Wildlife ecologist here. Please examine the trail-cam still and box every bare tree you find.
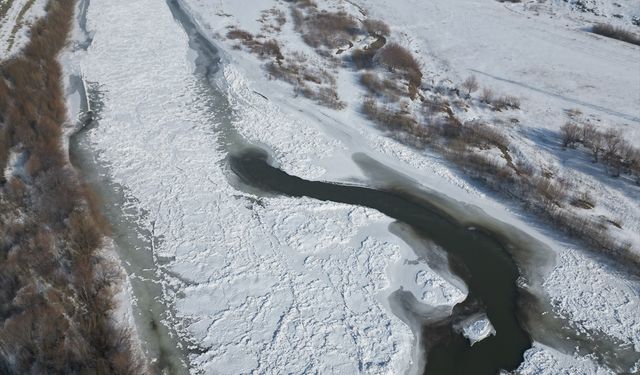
[582,123,596,144]
[588,131,605,163]
[461,76,479,97]
[560,122,581,148]
[603,129,623,176]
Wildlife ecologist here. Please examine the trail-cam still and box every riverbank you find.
[0,0,141,372]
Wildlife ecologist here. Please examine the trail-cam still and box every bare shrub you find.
[361,97,417,132]
[302,11,358,49]
[291,7,304,30]
[560,122,581,148]
[226,29,253,41]
[480,88,494,104]
[376,43,422,98]
[351,48,376,69]
[291,0,317,8]
[603,129,623,176]
[461,121,509,148]
[570,191,596,209]
[587,130,605,163]
[363,19,390,37]
[534,176,566,206]
[257,39,284,60]
[377,43,420,73]
[492,95,520,110]
[461,76,479,97]
[592,23,640,46]
[359,72,401,101]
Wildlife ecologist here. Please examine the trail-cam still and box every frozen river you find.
[64,0,640,373]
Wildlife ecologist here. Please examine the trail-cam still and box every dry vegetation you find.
[6,0,37,52]
[592,23,640,46]
[561,122,640,181]
[277,1,637,263]
[0,0,142,373]
[363,73,637,264]
[0,0,16,22]
[377,43,422,98]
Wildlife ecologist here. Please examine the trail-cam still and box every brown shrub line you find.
[365,95,639,266]
[0,0,16,22]
[592,23,640,46]
[0,0,143,373]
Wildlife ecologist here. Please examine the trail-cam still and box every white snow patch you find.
[544,248,640,352]
[517,343,616,375]
[458,313,496,346]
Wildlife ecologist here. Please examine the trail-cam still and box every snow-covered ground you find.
[61,0,640,373]
[0,0,47,56]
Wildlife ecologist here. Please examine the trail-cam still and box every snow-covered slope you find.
[0,0,47,56]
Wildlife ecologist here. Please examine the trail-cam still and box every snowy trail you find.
[471,69,640,124]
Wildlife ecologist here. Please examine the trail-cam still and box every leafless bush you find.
[291,7,304,29]
[533,176,566,207]
[376,43,422,98]
[290,0,317,8]
[363,19,390,36]
[491,95,520,110]
[257,39,284,60]
[461,121,509,148]
[480,88,494,104]
[592,23,640,46]
[461,75,479,97]
[377,43,420,73]
[560,122,581,148]
[226,29,253,41]
[587,129,605,162]
[570,191,596,209]
[351,48,376,69]
[361,97,417,132]
[359,72,401,101]
[301,11,358,49]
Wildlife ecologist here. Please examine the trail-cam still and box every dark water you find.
[229,147,531,375]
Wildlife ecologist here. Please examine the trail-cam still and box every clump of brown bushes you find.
[377,43,422,98]
[592,23,640,46]
[298,10,359,49]
[367,89,638,264]
[0,0,142,373]
[266,53,344,109]
[226,28,284,61]
[363,19,390,37]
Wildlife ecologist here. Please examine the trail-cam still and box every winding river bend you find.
[229,148,531,374]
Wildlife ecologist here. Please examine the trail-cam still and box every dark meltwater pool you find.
[229,147,531,375]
